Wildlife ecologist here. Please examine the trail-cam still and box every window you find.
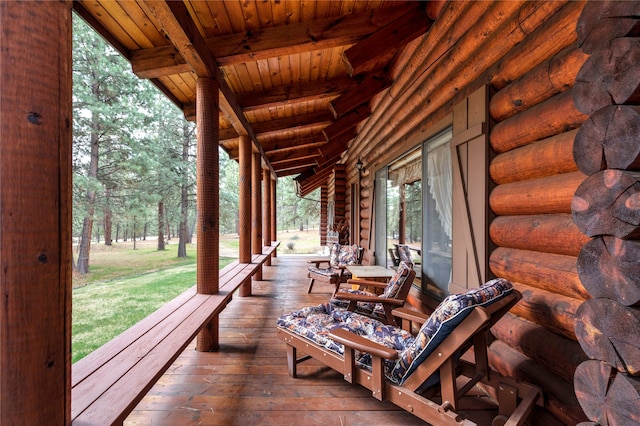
[422,129,453,299]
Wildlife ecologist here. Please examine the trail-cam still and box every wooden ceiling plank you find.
[322,104,371,141]
[268,147,322,163]
[252,111,333,137]
[329,72,392,118]
[344,3,431,76]
[141,0,274,176]
[237,76,355,110]
[129,5,417,79]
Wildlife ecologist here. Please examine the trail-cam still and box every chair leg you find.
[307,277,315,293]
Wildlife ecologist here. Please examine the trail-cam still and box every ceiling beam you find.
[329,72,392,118]
[237,77,356,112]
[252,111,333,138]
[131,4,418,79]
[141,0,275,177]
[322,104,371,142]
[344,3,432,76]
[267,147,322,164]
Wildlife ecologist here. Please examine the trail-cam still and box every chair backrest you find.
[388,278,515,385]
[395,244,413,266]
[380,261,414,299]
[330,244,363,268]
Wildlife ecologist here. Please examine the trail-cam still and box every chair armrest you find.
[307,258,330,267]
[333,292,404,307]
[391,307,430,325]
[345,279,388,288]
[329,328,398,360]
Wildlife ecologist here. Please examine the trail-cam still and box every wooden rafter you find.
[140,0,275,176]
[344,3,432,76]
[130,5,419,79]
[329,73,392,119]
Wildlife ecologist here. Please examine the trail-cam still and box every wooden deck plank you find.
[125,255,426,425]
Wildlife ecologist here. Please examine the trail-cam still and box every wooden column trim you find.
[238,135,252,264]
[195,77,220,351]
[252,153,263,282]
[263,169,272,266]
[270,178,278,257]
[0,2,73,423]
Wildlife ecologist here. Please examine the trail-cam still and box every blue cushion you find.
[388,278,513,384]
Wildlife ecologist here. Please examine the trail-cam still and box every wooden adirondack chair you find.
[330,261,416,325]
[276,278,541,426]
[306,243,364,294]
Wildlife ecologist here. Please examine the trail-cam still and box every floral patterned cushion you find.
[328,243,341,268]
[276,303,414,359]
[381,261,412,299]
[277,278,513,388]
[337,244,360,266]
[397,245,413,265]
[388,278,513,384]
[308,266,344,279]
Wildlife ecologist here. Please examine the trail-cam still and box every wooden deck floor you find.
[125,255,427,425]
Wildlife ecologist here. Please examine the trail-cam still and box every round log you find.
[574,360,640,425]
[487,0,583,91]
[571,169,640,239]
[490,214,589,257]
[574,38,640,115]
[489,340,590,425]
[511,282,582,341]
[490,90,589,154]
[575,298,640,376]
[491,312,588,384]
[576,0,640,54]
[573,105,640,175]
[490,171,586,216]
[490,247,588,300]
[363,2,568,161]
[490,44,589,122]
[490,129,578,185]
[577,236,640,306]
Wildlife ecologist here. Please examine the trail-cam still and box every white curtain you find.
[427,143,452,239]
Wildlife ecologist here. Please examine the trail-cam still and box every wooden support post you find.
[0,2,73,424]
[238,135,252,296]
[252,152,263,282]
[263,168,272,266]
[195,77,220,351]
[270,178,277,256]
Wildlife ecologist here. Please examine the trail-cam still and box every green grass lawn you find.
[72,240,234,362]
[72,231,321,363]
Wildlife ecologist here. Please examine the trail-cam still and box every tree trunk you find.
[574,360,640,425]
[103,191,112,246]
[575,298,640,376]
[571,169,640,239]
[178,123,190,258]
[157,201,165,250]
[573,105,640,175]
[76,125,100,274]
[577,236,640,306]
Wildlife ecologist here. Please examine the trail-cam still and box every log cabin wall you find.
[569,2,640,424]
[345,1,607,423]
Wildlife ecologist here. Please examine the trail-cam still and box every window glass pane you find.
[422,129,453,299]
[374,168,388,266]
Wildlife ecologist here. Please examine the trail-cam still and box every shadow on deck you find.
[125,255,427,425]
